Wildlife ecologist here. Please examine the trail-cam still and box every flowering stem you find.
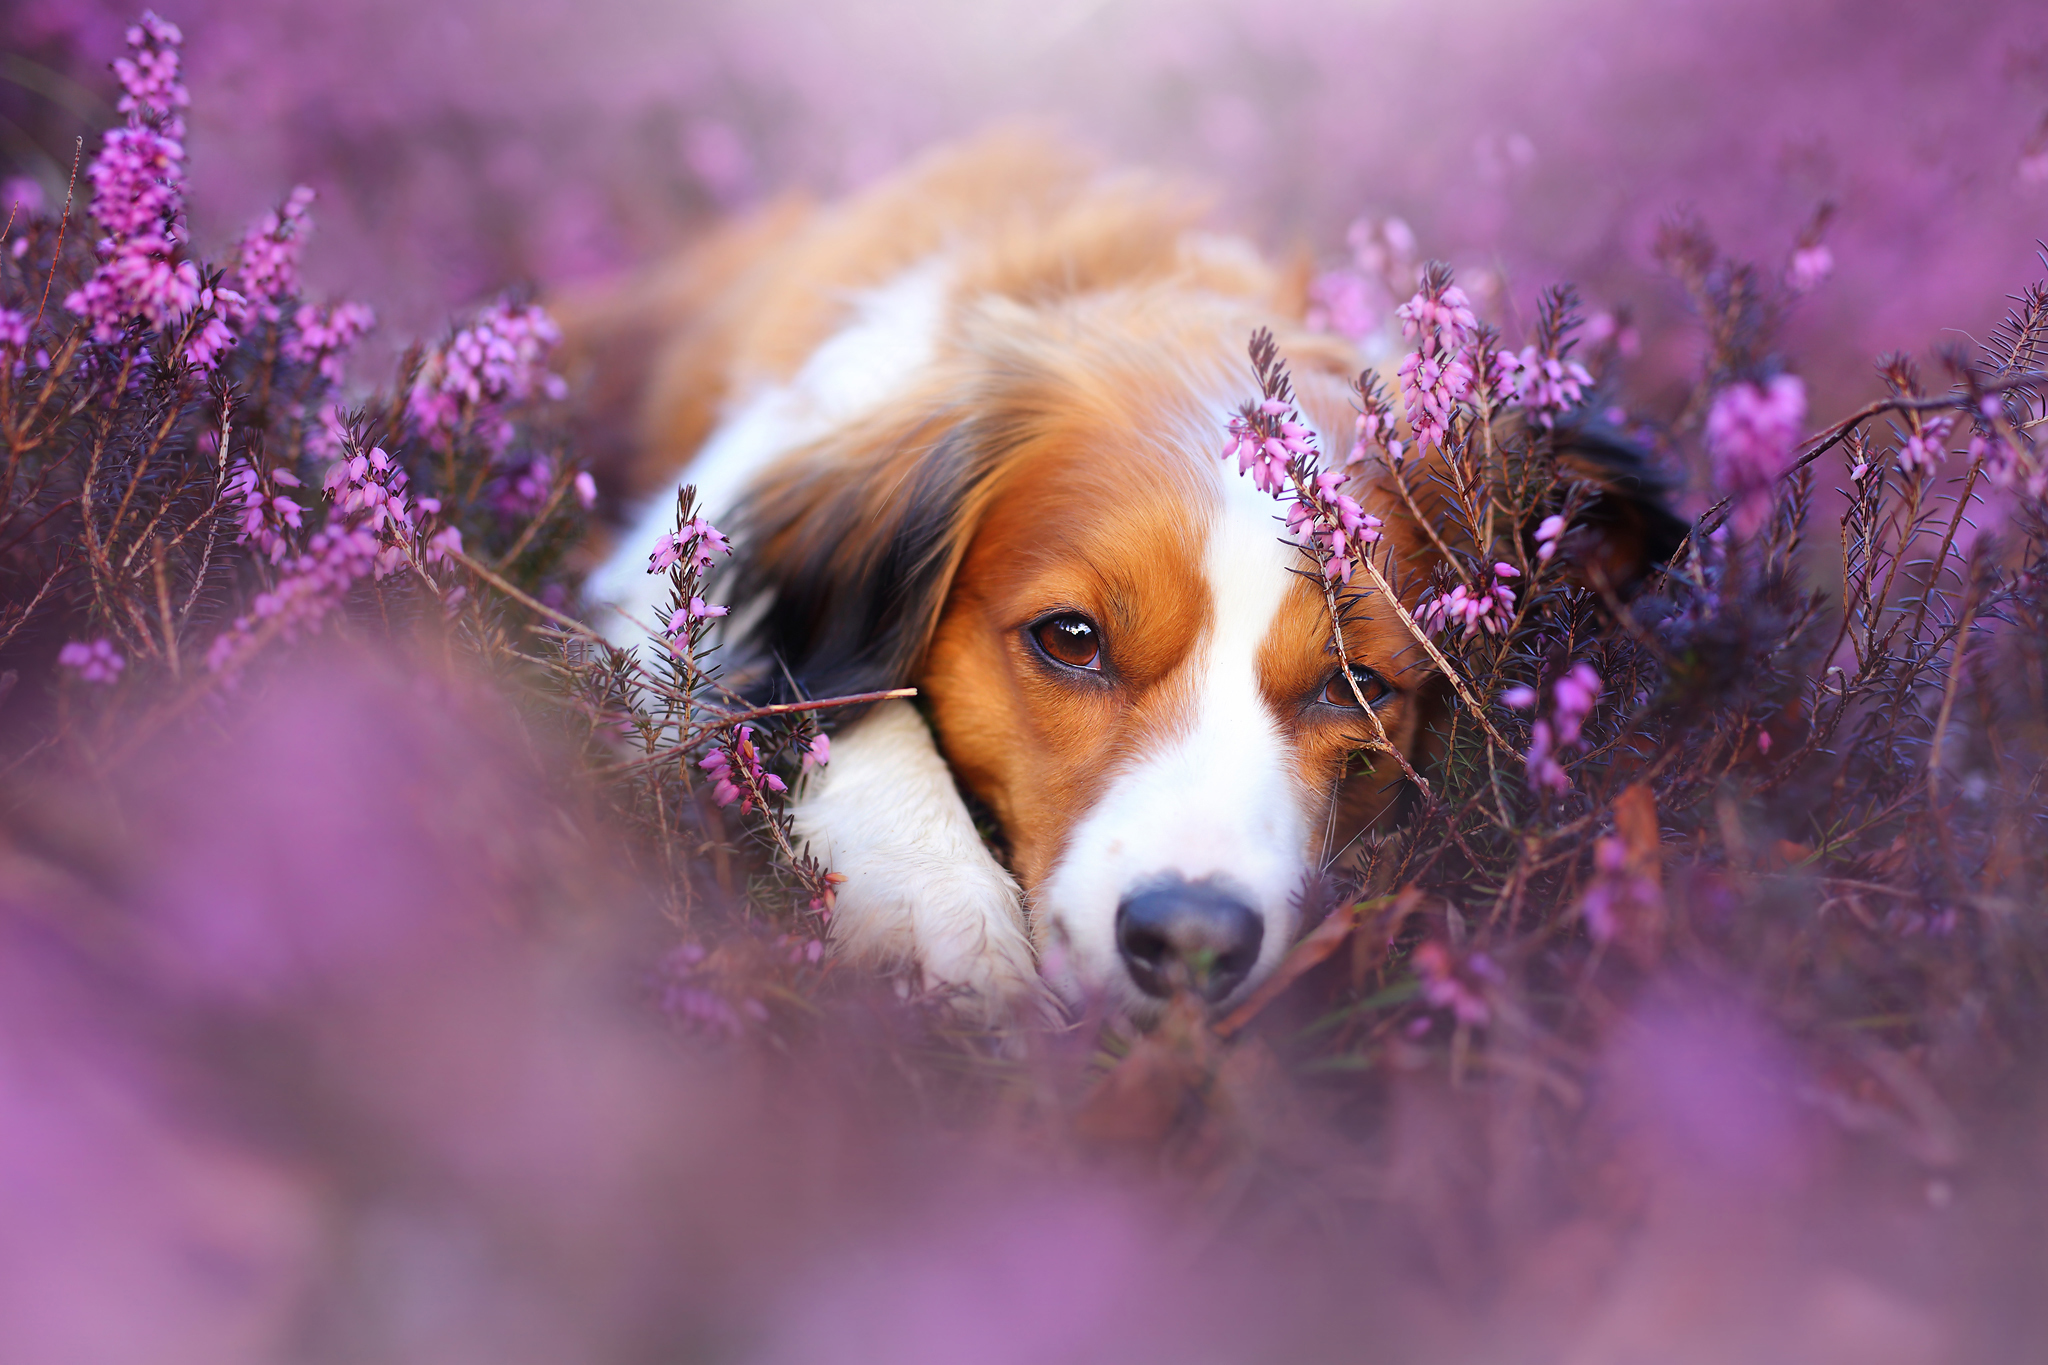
[444,544,610,645]
[1350,546,1519,761]
[1387,460,1471,589]
[1319,568,1432,803]
[1786,371,2047,475]
[598,689,915,779]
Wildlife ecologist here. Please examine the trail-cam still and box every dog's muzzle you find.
[1114,875,1263,1003]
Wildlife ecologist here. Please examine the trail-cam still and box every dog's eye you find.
[1031,613,1102,671]
[1323,664,1390,708]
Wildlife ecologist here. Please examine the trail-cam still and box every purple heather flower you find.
[699,725,787,815]
[57,638,126,684]
[1705,374,1806,536]
[1896,415,1953,478]
[408,301,568,450]
[233,186,316,320]
[1412,941,1491,1028]
[282,300,375,384]
[649,516,734,577]
[1786,244,1834,294]
[1496,344,1593,429]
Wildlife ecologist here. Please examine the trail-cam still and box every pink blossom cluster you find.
[658,943,768,1038]
[63,13,209,352]
[0,309,27,349]
[650,515,736,640]
[1534,513,1567,564]
[1895,414,1953,478]
[1220,373,1380,586]
[322,444,463,579]
[1285,467,1383,584]
[1504,661,1601,793]
[1495,345,1592,429]
[700,725,787,814]
[649,516,733,575]
[800,733,831,771]
[209,445,460,678]
[226,459,306,563]
[204,520,380,677]
[57,638,126,684]
[407,301,569,447]
[1579,835,1660,944]
[1705,374,1807,536]
[1348,382,1404,466]
[1786,243,1834,294]
[281,302,375,384]
[496,455,558,517]
[1223,399,1309,496]
[1411,941,1501,1028]
[1419,562,1520,638]
[1394,271,1478,453]
[1305,217,1417,342]
[233,186,316,319]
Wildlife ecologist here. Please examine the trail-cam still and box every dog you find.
[573,133,1678,1022]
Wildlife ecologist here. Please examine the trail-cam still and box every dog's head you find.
[728,289,1679,1016]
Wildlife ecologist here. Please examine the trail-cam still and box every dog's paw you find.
[792,700,1054,1023]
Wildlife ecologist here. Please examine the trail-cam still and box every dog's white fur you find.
[1031,461,1314,1016]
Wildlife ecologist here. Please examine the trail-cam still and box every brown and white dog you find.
[573,134,1676,1022]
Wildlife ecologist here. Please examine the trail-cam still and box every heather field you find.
[4,5,2048,1363]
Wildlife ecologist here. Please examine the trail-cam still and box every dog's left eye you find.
[1031,613,1102,671]
[1323,664,1390,708]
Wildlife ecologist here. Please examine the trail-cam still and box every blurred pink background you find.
[7,0,2048,417]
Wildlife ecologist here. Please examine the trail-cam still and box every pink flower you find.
[1579,835,1660,945]
[2,176,44,217]
[57,638,126,684]
[0,310,27,349]
[408,300,567,450]
[1896,415,1952,478]
[1495,344,1592,429]
[233,185,316,320]
[1512,661,1601,793]
[63,16,201,347]
[667,598,729,636]
[1306,268,1377,341]
[802,733,831,771]
[574,470,598,509]
[1551,662,1601,747]
[649,516,734,575]
[1418,562,1519,638]
[1705,374,1807,536]
[1412,942,1495,1027]
[1786,244,1834,294]
[282,300,375,384]
[699,725,788,815]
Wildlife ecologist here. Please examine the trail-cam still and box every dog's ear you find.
[723,392,1003,704]
[1542,422,1689,598]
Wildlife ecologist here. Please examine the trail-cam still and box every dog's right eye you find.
[1030,614,1102,671]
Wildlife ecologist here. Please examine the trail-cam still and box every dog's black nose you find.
[1115,877,1264,1002]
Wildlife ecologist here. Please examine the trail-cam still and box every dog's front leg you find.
[792,699,1050,1021]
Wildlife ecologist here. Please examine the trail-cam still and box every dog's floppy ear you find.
[723,391,1003,704]
[1542,422,1689,597]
